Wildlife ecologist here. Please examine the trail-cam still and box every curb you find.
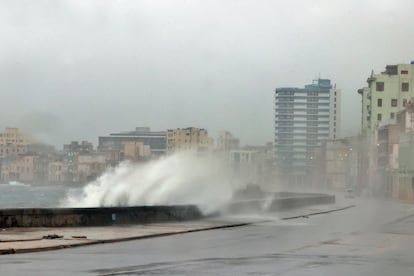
[281,205,356,220]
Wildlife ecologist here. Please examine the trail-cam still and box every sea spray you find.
[61,151,236,214]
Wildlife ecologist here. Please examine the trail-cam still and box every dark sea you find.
[0,182,80,209]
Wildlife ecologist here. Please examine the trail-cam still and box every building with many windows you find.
[98,127,166,157]
[166,127,213,154]
[0,127,31,158]
[359,63,414,130]
[274,79,341,183]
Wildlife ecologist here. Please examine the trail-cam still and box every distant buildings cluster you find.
[8,61,414,199]
[355,63,414,200]
[274,62,414,201]
[0,127,273,186]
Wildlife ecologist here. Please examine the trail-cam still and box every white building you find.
[274,79,341,183]
[216,131,240,151]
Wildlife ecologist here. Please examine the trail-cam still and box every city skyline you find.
[2,1,414,146]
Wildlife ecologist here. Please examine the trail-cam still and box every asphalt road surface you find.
[2,199,414,275]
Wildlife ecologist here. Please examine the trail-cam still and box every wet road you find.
[2,199,414,275]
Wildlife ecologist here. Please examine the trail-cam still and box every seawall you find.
[0,205,202,228]
[0,193,336,228]
[225,193,336,214]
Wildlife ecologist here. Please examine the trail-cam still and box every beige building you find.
[76,154,108,182]
[123,141,151,161]
[1,154,47,183]
[48,161,65,183]
[0,156,30,182]
[0,128,31,158]
[166,127,213,154]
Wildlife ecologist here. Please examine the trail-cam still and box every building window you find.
[390,112,395,119]
[377,113,382,121]
[377,98,382,107]
[402,82,409,92]
[376,82,384,91]
[391,99,398,107]
[307,103,318,108]
[401,70,409,75]
[403,99,408,107]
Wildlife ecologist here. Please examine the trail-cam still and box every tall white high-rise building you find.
[274,79,341,183]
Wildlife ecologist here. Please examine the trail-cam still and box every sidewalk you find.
[0,202,354,255]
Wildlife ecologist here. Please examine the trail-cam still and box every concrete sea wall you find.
[0,193,336,228]
[0,205,203,228]
[225,193,336,214]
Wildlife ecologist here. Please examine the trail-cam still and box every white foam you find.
[61,151,236,214]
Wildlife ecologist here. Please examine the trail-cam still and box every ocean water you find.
[0,183,76,209]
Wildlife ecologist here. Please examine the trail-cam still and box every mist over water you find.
[61,152,236,214]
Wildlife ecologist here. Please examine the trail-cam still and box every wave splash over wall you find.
[61,152,235,214]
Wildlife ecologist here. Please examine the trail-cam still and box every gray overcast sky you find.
[1,0,414,147]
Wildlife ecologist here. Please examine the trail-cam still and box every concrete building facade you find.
[166,127,212,154]
[396,98,414,200]
[361,63,414,130]
[98,127,166,157]
[358,87,370,130]
[216,131,240,151]
[274,79,341,183]
[123,141,151,161]
[376,124,401,197]
[0,128,31,158]
[48,161,65,183]
[76,154,108,183]
[1,154,48,183]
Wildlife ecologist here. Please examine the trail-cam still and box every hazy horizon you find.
[2,0,414,147]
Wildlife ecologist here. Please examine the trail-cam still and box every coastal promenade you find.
[0,198,352,255]
[2,198,414,275]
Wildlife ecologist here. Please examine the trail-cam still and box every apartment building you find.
[76,154,108,183]
[1,154,48,183]
[0,127,31,158]
[98,127,166,157]
[166,127,212,154]
[123,141,151,161]
[274,79,341,183]
[360,63,414,130]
